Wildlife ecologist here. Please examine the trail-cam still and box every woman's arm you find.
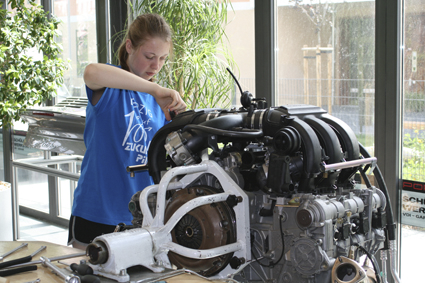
[83,63,186,120]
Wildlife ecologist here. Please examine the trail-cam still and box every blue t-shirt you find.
[71,76,167,225]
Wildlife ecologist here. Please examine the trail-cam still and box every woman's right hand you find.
[83,64,187,118]
[154,85,187,121]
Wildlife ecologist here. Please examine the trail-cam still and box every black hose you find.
[226,67,244,95]
[358,143,396,241]
[354,244,382,283]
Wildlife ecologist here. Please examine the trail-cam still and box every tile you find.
[18,215,68,246]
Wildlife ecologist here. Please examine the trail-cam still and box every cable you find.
[250,215,285,268]
[354,244,382,283]
[226,67,244,95]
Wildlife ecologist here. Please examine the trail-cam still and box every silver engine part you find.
[86,102,398,283]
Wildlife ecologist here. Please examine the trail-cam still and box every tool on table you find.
[70,260,93,276]
[40,256,81,283]
[4,252,86,269]
[0,265,37,277]
[0,246,46,270]
[0,243,28,261]
[22,279,40,283]
[58,260,100,283]
[0,246,46,277]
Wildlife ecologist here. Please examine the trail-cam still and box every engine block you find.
[241,188,386,282]
[86,98,397,283]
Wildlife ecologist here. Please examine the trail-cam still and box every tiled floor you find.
[18,214,69,246]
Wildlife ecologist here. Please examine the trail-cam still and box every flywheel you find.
[164,186,236,276]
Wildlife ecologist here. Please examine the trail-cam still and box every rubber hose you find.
[359,143,396,241]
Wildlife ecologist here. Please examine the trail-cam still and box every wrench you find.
[0,245,47,269]
[40,256,81,283]
[0,243,28,261]
[5,252,86,269]
[23,279,41,283]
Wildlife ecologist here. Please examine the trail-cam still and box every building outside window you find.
[400,0,425,281]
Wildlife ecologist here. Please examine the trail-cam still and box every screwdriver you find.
[41,257,100,283]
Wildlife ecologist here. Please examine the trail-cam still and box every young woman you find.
[68,14,186,249]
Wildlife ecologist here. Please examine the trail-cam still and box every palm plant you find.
[133,0,236,109]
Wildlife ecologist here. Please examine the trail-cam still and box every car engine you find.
[85,90,399,283]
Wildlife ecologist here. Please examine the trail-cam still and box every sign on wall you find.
[402,180,425,227]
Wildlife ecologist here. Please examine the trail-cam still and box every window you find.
[225,0,256,104]
[53,0,97,101]
[401,1,425,281]
[277,0,375,149]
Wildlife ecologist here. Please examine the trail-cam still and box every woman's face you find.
[126,36,170,81]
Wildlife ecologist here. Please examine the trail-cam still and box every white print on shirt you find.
[131,98,153,118]
[124,142,150,153]
[122,98,155,164]
[136,154,147,163]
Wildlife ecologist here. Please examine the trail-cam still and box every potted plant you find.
[132,0,237,109]
[0,0,68,129]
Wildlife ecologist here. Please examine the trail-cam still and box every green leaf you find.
[130,0,236,109]
[0,0,68,128]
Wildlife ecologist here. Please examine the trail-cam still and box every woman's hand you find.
[83,64,187,119]
[154,85,187,121]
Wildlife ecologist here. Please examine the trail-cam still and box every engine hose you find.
[358,143,396,242]
[183,124,263,138]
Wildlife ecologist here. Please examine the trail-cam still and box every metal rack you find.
[11,154,82,240]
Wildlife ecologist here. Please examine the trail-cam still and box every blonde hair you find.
[118,13,173,72]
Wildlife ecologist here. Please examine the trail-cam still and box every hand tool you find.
[70,262,93,276]
[0,243,28,261]
[0,246,46,269]
[3,252,86,269]
[0,265,37,277]
[40,257,100,283]
[59,260,100,283]
[40,256,81,283]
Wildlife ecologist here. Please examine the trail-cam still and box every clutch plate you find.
[164,186,236,276]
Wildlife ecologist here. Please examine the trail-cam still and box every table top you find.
[0,241,230,283]
[0,241,86,283]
